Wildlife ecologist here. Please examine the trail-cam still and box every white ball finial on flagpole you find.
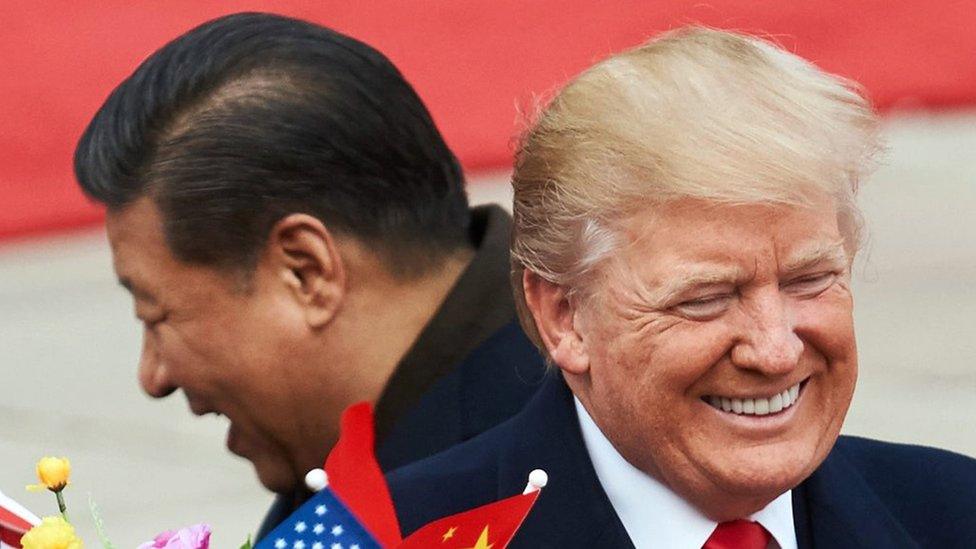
[523,469,548,494]
[305,468,328,492]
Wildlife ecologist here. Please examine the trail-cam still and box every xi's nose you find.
[138,330,177,398]
[731,292,804,375]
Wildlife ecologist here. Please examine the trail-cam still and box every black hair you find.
[75,12,470,277]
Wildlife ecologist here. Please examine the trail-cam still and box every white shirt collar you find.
[574,398,798,549]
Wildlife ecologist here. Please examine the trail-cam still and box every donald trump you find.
[388,28,976,548]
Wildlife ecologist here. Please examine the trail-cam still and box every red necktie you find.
[702,520,772,549]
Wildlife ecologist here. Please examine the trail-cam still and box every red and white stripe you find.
[0,490,39,549]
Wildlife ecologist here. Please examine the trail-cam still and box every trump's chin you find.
[721,454,811,507]
[680,436,833,521]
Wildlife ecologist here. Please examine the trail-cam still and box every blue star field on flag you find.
[255,487,381,549]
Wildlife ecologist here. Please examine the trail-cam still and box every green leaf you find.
[239,534,253,549]
[88,493,116,549]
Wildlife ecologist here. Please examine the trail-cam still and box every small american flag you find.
[255,485,381,549]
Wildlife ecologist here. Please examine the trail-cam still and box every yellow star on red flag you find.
[398,484,541,549]
[462,526,493,549]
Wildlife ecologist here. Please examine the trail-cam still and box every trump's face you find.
[556,197,857,519]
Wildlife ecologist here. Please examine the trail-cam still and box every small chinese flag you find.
[398,490,540,549]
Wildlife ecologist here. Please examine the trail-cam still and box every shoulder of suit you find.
[833,435,976,528]
[835,435,976,478]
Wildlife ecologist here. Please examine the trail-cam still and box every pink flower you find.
[138,523,211,549]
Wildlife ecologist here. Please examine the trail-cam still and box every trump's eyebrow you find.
[780,239,850,275]
[647,265,747,307]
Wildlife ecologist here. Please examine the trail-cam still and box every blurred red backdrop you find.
[2,1,975,241]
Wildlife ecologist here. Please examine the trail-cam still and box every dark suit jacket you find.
[389,373,976,548]
[376,320,546,470]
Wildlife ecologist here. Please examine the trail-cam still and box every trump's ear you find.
[522,270,589,375]
[267,213,345,329]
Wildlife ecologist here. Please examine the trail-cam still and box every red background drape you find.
[2,1,974,241]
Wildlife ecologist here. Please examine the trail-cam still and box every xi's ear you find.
[522,270,589,375]
[267,214,345,329]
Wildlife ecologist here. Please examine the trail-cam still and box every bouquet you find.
[11,404,544,549]
[13,456,251,549]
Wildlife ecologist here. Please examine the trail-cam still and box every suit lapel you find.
[495,373,634,548]
[793,445,919,548]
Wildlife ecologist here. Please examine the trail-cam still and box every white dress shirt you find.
[575,398,798,549]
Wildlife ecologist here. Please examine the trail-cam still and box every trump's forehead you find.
[617,197,847,254]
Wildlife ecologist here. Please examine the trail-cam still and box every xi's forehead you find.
[105,197,162,240]
[105,198,172,271]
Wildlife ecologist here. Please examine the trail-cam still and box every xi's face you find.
[106,198,310,493]
[572,197,857,518]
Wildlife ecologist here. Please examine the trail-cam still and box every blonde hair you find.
[511,27,881,349]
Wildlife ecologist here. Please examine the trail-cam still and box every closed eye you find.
[672,294,734,319]
[782,272,837,297]
[137,312,167,331]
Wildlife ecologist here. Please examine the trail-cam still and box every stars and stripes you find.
[256,488,380,549]
[257,487,380,549]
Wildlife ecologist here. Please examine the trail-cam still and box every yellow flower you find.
[28,457,71,492]
[20,516,83,549]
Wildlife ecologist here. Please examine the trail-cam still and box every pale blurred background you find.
[2,2,975,547]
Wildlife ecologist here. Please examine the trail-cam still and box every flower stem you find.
[55,491,70,523]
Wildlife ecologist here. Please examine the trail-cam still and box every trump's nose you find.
[731,290,803,375]
[138,329,177,398]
